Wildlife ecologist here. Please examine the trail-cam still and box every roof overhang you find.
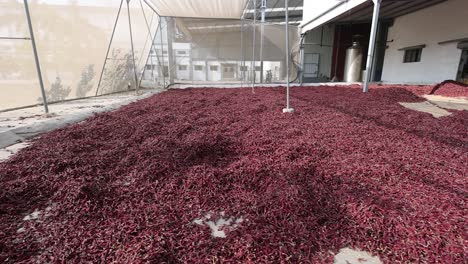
[301,0,448,34]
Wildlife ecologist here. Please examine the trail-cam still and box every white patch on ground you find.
[399,101,452,118]
[334,248,382,264]
[193,212,244,238]
[17,227,26,233]
[423,95,468,111]
[22,205,54,222]
[23,209,42,221]
[0,142,31,162]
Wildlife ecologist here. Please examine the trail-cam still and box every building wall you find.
[382,0,468,84]
[193,61,207,81]
[303,25,335,81]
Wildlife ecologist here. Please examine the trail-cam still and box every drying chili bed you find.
[0,86,466,263]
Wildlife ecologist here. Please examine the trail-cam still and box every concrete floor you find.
[400,95,468,118]
[0,89,164,161]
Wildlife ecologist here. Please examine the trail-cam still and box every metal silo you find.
[344,41,363,82]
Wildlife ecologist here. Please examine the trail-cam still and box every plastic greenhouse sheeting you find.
[146,0,249,19]
[0,0,157,111]
[1,0,299,111]
[141,17,301,86]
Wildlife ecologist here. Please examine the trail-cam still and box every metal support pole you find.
[126,0,139,94]
[166,18,176,84]
[159,19,166,87]
[300,36,305,85]
[251,0,257,91]
[240,19,244,86]
[363,0,381,93]
[138,0,156,89]
[283,0,293,113]
[260,0,266,83]
[23,0,48,113]
[96,0,124,96]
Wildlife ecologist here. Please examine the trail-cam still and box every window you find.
[255,66,261,71]
[163,66,169,77]
[162,50,167,54]
[177,50,187,55]
[210,65,219,71]
[404,48,422,63]
[240,66,248,71]
[146,65,155,70]
[178,65,188,71]
[194,65,203,71]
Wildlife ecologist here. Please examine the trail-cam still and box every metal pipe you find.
[299,35,305,85]
[240,19,245,86]
[251,0,257,91]
[260,0,266,83]
[96,0,124,96]
[283,0,293,113]
[127,0,139,93]
[159,19,166,87]
[363,0,381,93]
[23,0,48,113]
[138,0,156,89]
[0,36,31,40]
[286,0,290,107]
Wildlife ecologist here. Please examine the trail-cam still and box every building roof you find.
[301,0,448,33]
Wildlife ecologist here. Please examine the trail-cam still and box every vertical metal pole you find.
[283,0,293,113]
[138,0,156,88]
[363,0,381,93]
[240,19,245,87]
[126,0,139,93]
[166,18,176,84]
[23,0,48,113]
[251,0,257,91]
[159,19,166,87]
[260,0,266,83]
[300,37,305,85]
[96,0,124,96]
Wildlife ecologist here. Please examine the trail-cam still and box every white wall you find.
[382,0,468,84]
[303,25,335,79]
[193,61,206,81]
[207,62,222,81]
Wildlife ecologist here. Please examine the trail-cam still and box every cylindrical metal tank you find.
[344,41,363,82]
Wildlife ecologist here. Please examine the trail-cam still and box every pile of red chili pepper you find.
[0,86,466,263]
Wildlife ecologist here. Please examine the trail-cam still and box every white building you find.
[300,0,468,84]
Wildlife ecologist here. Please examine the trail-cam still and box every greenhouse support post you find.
[251,0,257,90]
[159,20,166,87]
[283,0,294,113]
[127,0,139,93]
[96,0,124,96]
[363,0,382,93]
[260,0,266,83]
[23,0,48,113]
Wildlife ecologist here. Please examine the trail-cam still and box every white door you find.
[304,53,320,78]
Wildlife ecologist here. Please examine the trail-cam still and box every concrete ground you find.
[400,95,468,118]
[0,89,164,161]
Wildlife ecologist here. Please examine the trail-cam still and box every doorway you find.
[457,49,468,84]
[222,64,236,80]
